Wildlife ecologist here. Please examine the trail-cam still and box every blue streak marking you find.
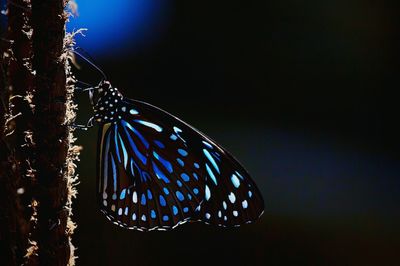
[163,187,170,195]
[103,132,111,192]
[172,206,178,215]
[153,151,173,173]
[193,188,199,195]
[141,194,146,205]
[111,155,117,192]
[134,119,163,132]
[231,174,240,188]
[118,134,128,168]
[177,158,184,167]
[177,180,183,187]
[163,215,169,221]
[152,161,170,183]
[121,120,149,148]
[170,134,178,141]
[181,173,190,182]
[151,210,156,219]
[187,193,192,200]
[114,126,121,163]
[154,140,165,148]
[178,149,188,157]
[159,195,166,206]
[122,124,147,165]
[193,172,198,180]
[206,163,218,185]
[202,141,213,149]
[176,191,184,201]
[147,189,153,200]
[173,126,182,133]
[183,207,189,213]
[203,149,220,173]
[120,189,126,200]
[194,162,200,169]
[236,171,245,180]
[130,158,135,176]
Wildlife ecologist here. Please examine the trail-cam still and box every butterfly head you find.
[92,80,124,124]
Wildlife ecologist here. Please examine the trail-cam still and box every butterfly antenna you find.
[76,80,94,88]
[71,48,107,81]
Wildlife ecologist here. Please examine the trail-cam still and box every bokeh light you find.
[67,0,170,57]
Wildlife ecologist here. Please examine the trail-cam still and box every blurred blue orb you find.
[67,0,170,57]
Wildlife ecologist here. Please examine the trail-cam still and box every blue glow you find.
[163,215,169,221]
[141,194,146,205]
[152,161,170,183]
[163,187,170,195]
[203,149,220,173]
[183,207,189,213]
[122,123,147,165]
[151,210,156,219]
[147,189,153,200]
[154,140,165,148]
[122,120,149,148]
[178,149,188,157]
[205,163,218,185]
[172,205,178,215]
[134,119,163,132]
[67,0,170,56]
[231,174,240,188]
[177,158,184,167]
[193,188,199,195]
[181,173,190,182]
[176,191,184,201]
[159,195,166,206]
[153,151,173,173]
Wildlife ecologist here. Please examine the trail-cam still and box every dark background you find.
[53,0,400,265]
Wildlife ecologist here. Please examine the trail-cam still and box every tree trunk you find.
[0,0,78,265]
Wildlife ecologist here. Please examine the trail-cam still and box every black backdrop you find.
[71,1,399,265]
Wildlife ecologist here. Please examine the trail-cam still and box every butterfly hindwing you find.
[96,98,264,231]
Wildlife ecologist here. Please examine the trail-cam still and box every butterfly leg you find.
[70,116,94,131]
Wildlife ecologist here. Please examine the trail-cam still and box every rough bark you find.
[31,0,76,265]
[0,0,34,265]
[1,0,78,265]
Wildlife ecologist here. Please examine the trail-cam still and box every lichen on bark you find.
[0,0,80,265]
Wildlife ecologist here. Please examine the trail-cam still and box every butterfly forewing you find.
[96,97,264,231]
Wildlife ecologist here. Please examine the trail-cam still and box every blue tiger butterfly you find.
[87,80,264,231]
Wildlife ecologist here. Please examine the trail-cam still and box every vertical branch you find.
[0,0,34,264]
[30,0,77,265]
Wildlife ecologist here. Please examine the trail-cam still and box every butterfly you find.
[88,80,264,231]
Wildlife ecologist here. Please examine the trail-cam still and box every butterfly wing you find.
[96,98,264,231]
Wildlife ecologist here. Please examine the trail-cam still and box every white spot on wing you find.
[205,185,211,201]
[228,192,236,203]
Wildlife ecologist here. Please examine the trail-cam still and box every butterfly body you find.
[92,81,264,231]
